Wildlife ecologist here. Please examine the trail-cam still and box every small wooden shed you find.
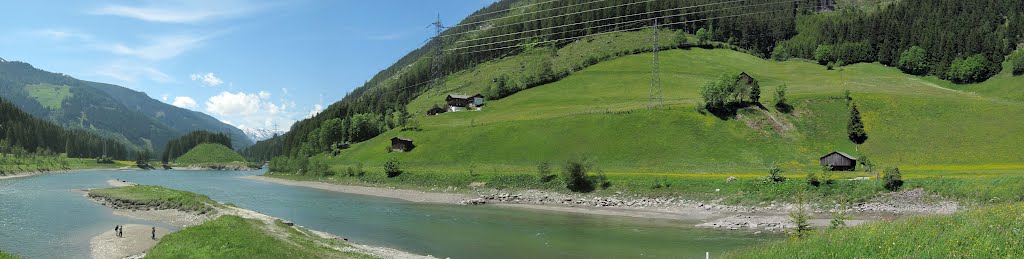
[737,72,755,85]
[820,151,857,171]
[390,137,415,152]
[426,105,446,116]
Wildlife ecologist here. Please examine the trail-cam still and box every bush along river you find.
[0,169,777,258]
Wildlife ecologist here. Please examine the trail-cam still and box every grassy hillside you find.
[147,215,372,259]
[728,202,1024,257]
[329,48,1024,175]
[23,83,71,110]
[174,144,246,165]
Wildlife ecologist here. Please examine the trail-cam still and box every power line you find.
[450,0,751,45]
[446,0,796,53]
[449,2,806,55]
[429,14,448,94]
[650,18,662,109]
[456,0,564,24]
[445,0,623,38]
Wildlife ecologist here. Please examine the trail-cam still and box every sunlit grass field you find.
[147,215,373,259]
[330,48,1024,175]
[87,185,219,214]
[173,143,246,165]
[728,202,1024,258]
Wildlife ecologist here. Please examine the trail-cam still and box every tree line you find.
[161,131,232,163]
[773,0,1024,83]
[0,97,136,160]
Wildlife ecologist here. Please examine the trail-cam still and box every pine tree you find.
[848,103,868,144]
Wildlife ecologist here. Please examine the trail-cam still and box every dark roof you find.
[391,137,414,142]
[447,94,483,100]
[821,151,857,160]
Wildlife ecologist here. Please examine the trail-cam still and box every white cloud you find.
[307,104,323,118]
[202,90,308,132]
[96,62,173,85]
[161,94,169,102]
[205,91,262,116]
[172,96,198,109]
[91,0,270,23]
[36,29,92,41]
[190,72,224,87]
[106,34,208,61]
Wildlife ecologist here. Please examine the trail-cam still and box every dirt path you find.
[89,224,169,259]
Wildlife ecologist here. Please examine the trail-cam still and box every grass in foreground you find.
[728,202,1024,258]
[147,215,373,259]
[173,143,246,165]
[87,185,218,214]
[0,250,17,259]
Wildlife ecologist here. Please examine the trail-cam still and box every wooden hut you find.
[737,72,755,85]
[390,137,415,152]
[426,105,446,116]
[820,151,857,171]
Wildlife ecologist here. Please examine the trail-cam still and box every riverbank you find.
[244,175,958,232]
[86,181,432,259]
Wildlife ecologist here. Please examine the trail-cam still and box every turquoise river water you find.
[0,169,776,258]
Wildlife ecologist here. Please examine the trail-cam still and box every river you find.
[0,169,775,258]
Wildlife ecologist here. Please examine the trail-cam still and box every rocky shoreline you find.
[247,176,959,233]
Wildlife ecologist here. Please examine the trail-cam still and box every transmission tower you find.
[429,14,448,94]
[649,19,663,109]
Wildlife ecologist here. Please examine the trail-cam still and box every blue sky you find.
[0,0,494,131]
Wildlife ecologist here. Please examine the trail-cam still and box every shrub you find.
[826,61,835,70]
[384,157,402,178]
[307,159,333,177]
[883,167,904,191]
[562,155,594,192]
[789,193,812,239]
[806,171,820,187]
[537,161,555,182]
[695,28,711,45]
[814,45,834,65]
[946,54,991,83]
[1010,50,1024,76]
[774,84,790,112]
[898,46,929,75]
[821,166,835,185]
[768,164,786,183]
[467,163,479,177]
[651,177,672,189]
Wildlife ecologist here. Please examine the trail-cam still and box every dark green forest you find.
[0,97,135,160]
[243,0,1024,163]
[162,131,233,163]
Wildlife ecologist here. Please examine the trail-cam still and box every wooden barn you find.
[737,72,755,85]
[446,94,484,111]
[426,105,446,116]
[390,137,415,152]
[820,151,857,171]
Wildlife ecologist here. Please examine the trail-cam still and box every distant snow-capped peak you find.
[239,126,285,142]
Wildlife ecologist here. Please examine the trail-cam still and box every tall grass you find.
[728,202,1024,258]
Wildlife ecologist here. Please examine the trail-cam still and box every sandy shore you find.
[89,224,169,259]
[87,179,432,259]
[243,175,958,233]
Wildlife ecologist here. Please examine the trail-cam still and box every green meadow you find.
[323,48,1024,174]
[147,215,373,259]
[23,83,72,110]
[728,201,1024,258]
[258,46,1024,206]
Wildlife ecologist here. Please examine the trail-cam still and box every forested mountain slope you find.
[0,97,135,160]
[0,59,252,157]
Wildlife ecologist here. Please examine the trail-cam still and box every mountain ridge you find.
[0,58,253,156]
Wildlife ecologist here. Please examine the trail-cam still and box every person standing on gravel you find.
[151,227,156,240]
[114,225,119,237]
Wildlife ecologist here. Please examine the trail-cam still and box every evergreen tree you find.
[848,103,868,144]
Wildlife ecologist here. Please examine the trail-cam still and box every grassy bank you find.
[87,185,218,214]
[0,250,16,259]
[728,202,1024,257]
[147,215,373,259]
[0,153,131,177]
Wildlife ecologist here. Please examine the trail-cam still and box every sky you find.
[0,0,495,132]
